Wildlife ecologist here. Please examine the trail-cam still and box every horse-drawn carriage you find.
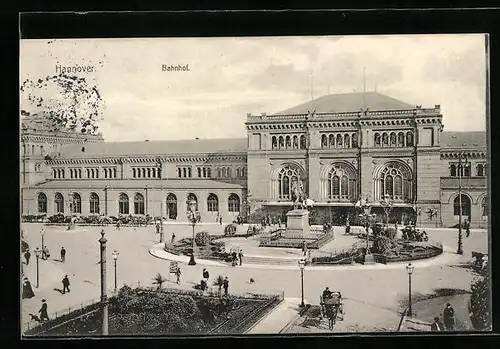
[320,290,345,329]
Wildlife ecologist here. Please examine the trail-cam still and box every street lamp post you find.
[187,199,197,265]
[298,258,306,307]
[34,247,41,288]
[40,229,45,253]
[112,250,119,293]
[381,193,393,228]
[98,230,109,335]
[360,198,375,265]
[457,153,468,255]
[406,263,415,316]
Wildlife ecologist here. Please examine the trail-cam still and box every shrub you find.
[48,213,65,223]
[470,274,491,330]
[224,224,237,237]
[195,231,211,246]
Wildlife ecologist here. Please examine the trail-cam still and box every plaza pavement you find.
[20,223,487,333]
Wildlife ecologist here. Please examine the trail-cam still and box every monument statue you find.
[291,178,307,210]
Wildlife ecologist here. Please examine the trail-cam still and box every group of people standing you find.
[229,249,243,266]
[430,303,456,331]
[200,268,230,295]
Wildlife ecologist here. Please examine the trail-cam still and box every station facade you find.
[20,92,488,228]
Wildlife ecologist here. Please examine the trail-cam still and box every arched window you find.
[203,168,207,178]
[300,135,306,149]
[134,193,145,215]
[227,167,232,177]
[374,133,381,147]
[272,136,277,150]
[183,168,187,178]
[55,192,64,213]
[329,134,335,147]
[197,168,202,178]
[90,193,99,214]
[187,193,198,212]
[379,162,412,202]
[37,193,47,213]
[476,164,484,177]
[398,132,405,147]
[133,168,136,178]
[166,193,177,220]
[450,164,457,177]
[278,136,284,149]
[147,168,151,178]
[321,135,328,148]
[72,193,82,214]
[278,165,302,200]
[482,196,488,217]
[406,132,414,146]
[352,133,358,147]
[390,132,397,146]
[207,194,219,213]
[285,135,291,149]
[188,167,192,177]
[336,134,343,147]
[453,194,471,217]
[79,169,82,178]
[207,168,211,178]
[142,168,146,178]
[216,168,221,177]
[228,193,240,213]
[222,167,227,177]
[236,167,241,177]
[326,163,357,201]
[293,135,299,149]
[463,164,471,177]
[382,133,389,146]
[177,168,182,178]
[344,134,350,148]
[119,193,129,215]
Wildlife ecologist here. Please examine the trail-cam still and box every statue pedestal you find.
[286,209,310,234]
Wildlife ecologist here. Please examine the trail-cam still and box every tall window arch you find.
[222,168,227,177]
[352,133,358,147]
[321,134,328,148]
[390,132,397,146]
[228,193,240,213]
[477,164,484,177]
[277,165,303,200]
[271,136,277,149]
[187,193,198,212]
[293,135,299,149]
[300,135,306,149]
[134,193,145,215]
[481,196,488,218]
[343,134,350,148]
[326,163,357,201]
[37,193,47,213]
[166,193,177,220]
[453,194,471,217]
[207,194,219,213]
[450,164,457,177]
[90,193,100,214]
[378,162,412,202]
[374,133,381,147]
[406,132,414,146]
[382,133,389,146]
[278,136,284,149]
[329,134,335,147]
[285,135,291,149]
[54,193,64,213]
[119,193,129,215]
[336,134,343,147]
[72,193,82,214]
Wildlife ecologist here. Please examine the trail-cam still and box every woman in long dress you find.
[22,277,35,299]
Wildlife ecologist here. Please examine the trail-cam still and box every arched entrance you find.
[454,194,471,219]
[166,193,177,220]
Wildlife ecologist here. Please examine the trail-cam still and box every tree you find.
[20,73,105,134]
[469,274,491,330]
[213,275,225,297]
[195,231,211,246]
[152,273,168,291]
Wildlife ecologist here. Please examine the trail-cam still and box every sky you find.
[20,34,488,142]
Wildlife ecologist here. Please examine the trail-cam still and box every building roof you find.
[440,131,487,149]
[21,113,104,139]
[34,179,244,190]
[56,138,248,158]
[273,92,417,115]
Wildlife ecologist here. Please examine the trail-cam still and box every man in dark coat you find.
[202,268,209,281]
[24,250,31,265]
[443,303,455,331]
[22,277,35,299]
[60,247,66,263]
[62,275,71,294]
[238,250,243,266]
[465,219,471,238]
[223,277,229,295]
[431,317,443,332]
[39,299,49,321]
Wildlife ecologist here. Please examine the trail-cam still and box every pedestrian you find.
[345,221,350,235]
[231,250,237,266]
[443,303,455,331]
[175,267,181,284]
[39,299,49,321]
[171,232,176,244]
[60,247,66,263]
[203,268,209,282]
[24,250,31,265]
[42,246,50,260]
[156,222,160,235]
[431,316,443,332]
[62,274,71,294]
[22,277,35,299]
[238,249,243,266]
[465,219,471,238]
[219,216,223,225]
[223,276,229,295]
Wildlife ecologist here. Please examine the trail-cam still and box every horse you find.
[324,303,339,329]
